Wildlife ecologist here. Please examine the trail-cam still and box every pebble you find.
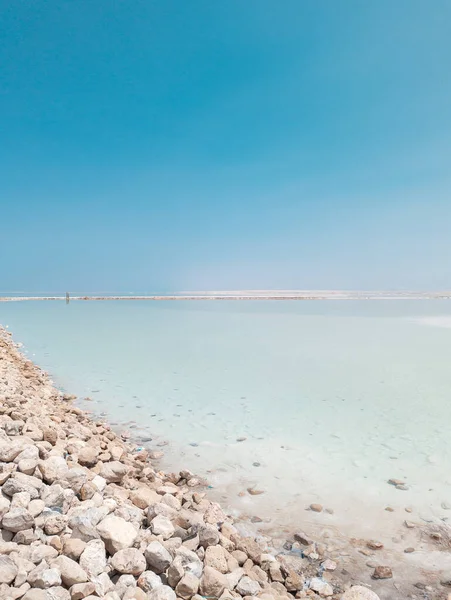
[372,566,393,579]
[309,503,323,513]
[366,540,383,550]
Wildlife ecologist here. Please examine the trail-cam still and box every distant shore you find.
[1,291,451,302]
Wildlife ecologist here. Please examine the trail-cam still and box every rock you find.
[28,565,62,589]
[38,456,68,483]
[199,566,227,597]
[404,547,415,553]
[2,508,34,532]
[77,447,98,467]
[123,588,147,600]
[0,556,18,584]
[309,577,333,596]
[203,503,226,525]
[321,559,337,571]
[44,514,67,535]
[309,504,323,513]
[341,586,381,600]
[13,528,37,545]
[366,541,383,550]
[372,566,393,579]
[204,545,228,574]
[96,515,138,554]
[137,571,163,592]
[388,478,405,486]
[151,515,175,539]
[144,541,172,574]
[2,478,39,500]
[231,550,247,566]
[232,537,263,564]
[29,545,59,564]
[79,540,107,577]
[129,488,160,510]
[236,575,260,596]
[110,548,147,575]
[99,461,128,483]
[22,590,49,600]
[62,538,86,561]
[90,572,115,596]
[147,586,177,600]
[197,525,220,548]
[176,573,200,599]
[28,499,45,518]
[51,556,88,587]
[69,582,96,600]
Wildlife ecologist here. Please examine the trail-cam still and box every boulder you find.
[2,508,34,532]
[38,456,68,483]
[110,548,147,575]
[151,515,175,540]
[236,575,260,596]
[79,540,107,577]
[99,461,128,483]
[199,566,227,598]
[129,488,160,510]
[96,515,138,554]
[144,541,172,574]
[69,582,96,600]
[137,571,163,592]
[176,573,200,600]
[51,556,88,587]
[0,556,18,584]
[147,586,177,600]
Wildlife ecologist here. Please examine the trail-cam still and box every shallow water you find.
[2,299,451,541]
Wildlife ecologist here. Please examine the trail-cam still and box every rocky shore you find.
[0,325,446,600]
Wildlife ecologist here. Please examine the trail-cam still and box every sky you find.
[1,0,451,292]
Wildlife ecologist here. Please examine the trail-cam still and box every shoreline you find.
[0,325,448,599]
[1,291,451,302]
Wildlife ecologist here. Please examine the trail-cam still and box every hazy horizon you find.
[2,1,451,290]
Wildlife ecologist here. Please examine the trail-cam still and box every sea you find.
[1,299,451,547]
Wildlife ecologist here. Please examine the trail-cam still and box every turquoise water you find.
[2,300,451,539]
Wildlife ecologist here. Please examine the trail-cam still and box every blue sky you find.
[1,0,450,292]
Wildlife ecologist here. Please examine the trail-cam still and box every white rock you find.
[47,587,71,600]
[79,539,107,577]
[309,577,334,597]
[2,508,34,532]
[204,545,228,574]
[28,500,45,518]
[0,556,18,584]
[90,572,115,596]
[110,548,147,575]
[28,565,62,589]
[96,515,138,554]
[151,515,174,539]
[147,585,177,600]
[236,575,260,596]
[51,556,88,586]
[129,487,160,510]
[144,541,172,574]
[341,586,381,600]
[91,475,107,493]
[38,456,68,483]
[175,573,200,600]
[99,461,127,483]
[199,566,227,597]
[137,571,163,592]
[69,582,96,600]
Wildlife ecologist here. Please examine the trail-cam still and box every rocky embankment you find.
[0,325,380,600]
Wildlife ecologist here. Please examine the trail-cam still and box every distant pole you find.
[66,292,69,304]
